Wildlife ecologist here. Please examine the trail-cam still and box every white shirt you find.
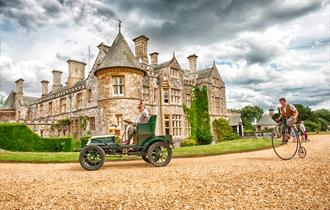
[300,123,306,132]
[135,108,149,124]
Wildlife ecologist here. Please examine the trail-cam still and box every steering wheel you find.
[123,119,133,124]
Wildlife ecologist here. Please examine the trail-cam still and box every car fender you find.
[141,136,170,152]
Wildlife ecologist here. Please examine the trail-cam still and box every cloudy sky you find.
[0,0,329,110]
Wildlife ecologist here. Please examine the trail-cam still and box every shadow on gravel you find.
[240,157,281,161]
[65,161,152,171]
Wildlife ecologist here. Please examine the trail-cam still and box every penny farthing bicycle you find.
[271,119,306,160]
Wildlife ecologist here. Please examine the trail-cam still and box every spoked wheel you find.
[142,153,150,163]
[147,142,172,167]
[272,124,299,160]
[79,145,105,171]
[298,146,307,158]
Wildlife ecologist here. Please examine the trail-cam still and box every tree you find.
[313,109,330,122]
[238,105,264,131]
[304,120,321,132]
[184,86,212,145]
[293,104,314,122]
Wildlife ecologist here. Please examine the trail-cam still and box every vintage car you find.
[79,115,173,170]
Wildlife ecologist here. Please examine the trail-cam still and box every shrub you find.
[0,123,76,152]
[213,118,240,142]
[180,137,197,147]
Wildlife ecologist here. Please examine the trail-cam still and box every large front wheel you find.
[79,145,105,171]
[147,142,172,167]
[272,124,299,160]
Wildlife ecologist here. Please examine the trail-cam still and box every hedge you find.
[80,136,91,148]
[0,123,76,152]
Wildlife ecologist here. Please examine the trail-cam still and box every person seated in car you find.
[123,101,149,144]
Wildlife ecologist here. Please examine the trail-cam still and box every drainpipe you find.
[156,77,163,135]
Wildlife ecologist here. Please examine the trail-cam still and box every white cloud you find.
[0,0,328,110]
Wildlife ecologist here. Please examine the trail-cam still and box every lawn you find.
[0,138,274,163]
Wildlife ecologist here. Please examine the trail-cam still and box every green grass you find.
[174,138,273,157]
[0,138,274,163]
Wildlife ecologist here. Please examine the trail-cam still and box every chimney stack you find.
[41,80,49,97]
[133,35,149,63]
[52,70,63,91]
[67,59,86,88]
[14,78,24,109]
[187,54,198,80]
[15,78,24,94]
[150,52,159,65]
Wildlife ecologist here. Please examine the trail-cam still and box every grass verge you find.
[0,138,273,163]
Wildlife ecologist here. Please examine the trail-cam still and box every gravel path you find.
[0,135,329,209]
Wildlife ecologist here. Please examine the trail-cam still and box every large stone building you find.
[0,30,238,144]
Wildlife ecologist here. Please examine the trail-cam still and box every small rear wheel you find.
[298,146,307,158]
[147,142,172,167]
[79,145,105,171]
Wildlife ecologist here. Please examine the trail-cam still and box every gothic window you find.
[76,93,83,109]
[163,88,169,104]
[113,76,125,96]
[60,98,67,113]
[115,114,123,129]
[186,94,191,107]
[170,68,179,78]
[89,117,95,131]
[87,89,92,102]
[171,89,181,104]
[172,115,182,137]
[215,97,221,113]
[40,103,44,117]
[164,115,170,135]
[48,102,53,116]
[142,87,149,103]
[184,115,191,136]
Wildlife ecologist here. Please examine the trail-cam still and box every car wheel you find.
[79,145,105,171]
[147,141,172,167]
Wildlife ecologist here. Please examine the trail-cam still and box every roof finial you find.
[173,52,175,57]
[213,60,216,66]
[118,19,122,32]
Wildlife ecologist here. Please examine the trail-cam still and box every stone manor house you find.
[0,30,243,143]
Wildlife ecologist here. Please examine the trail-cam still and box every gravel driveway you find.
[0,135,329,209]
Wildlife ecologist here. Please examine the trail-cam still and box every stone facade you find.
[0,31,233,144]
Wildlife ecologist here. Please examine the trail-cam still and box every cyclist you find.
[276,97,299,143]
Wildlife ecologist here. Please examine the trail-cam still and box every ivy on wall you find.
[184,86,212,145]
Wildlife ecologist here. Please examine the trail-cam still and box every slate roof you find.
[0,91,15,110]
[97,32,142,71]
[48,80,86,95]
[256,113,277,126]
[22,96,39,106]
[151,60,171,71]
[197,67,213,78]
[228,115,243,126]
